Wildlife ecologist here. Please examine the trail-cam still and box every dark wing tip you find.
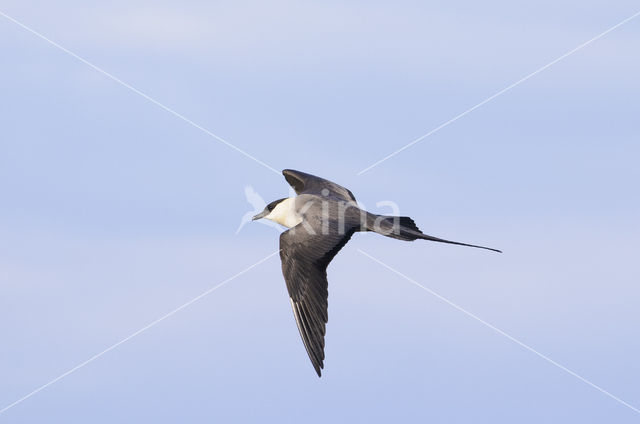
[282,169,304,193]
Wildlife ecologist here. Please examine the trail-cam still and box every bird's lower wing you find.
[279,225,355,376]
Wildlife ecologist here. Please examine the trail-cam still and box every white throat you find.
[264,198,303,228]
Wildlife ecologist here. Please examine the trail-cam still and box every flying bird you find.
[252,169,500,376]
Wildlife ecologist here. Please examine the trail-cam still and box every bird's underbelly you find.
[274,214,303,228]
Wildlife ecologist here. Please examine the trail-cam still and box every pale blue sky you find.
[1,1,639,422]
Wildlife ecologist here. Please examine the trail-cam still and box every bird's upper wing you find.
[282,169,356,203]
[279,224,356,376]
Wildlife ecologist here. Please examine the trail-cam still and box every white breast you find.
[265,198,303,228]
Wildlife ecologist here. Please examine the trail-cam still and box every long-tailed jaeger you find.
[252,169,500,376]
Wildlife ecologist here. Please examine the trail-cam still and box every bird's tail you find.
[363,213,501,253]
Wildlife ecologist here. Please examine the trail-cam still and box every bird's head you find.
[252,198,288,221]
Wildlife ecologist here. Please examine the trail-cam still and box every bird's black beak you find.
[252,210,268,221]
